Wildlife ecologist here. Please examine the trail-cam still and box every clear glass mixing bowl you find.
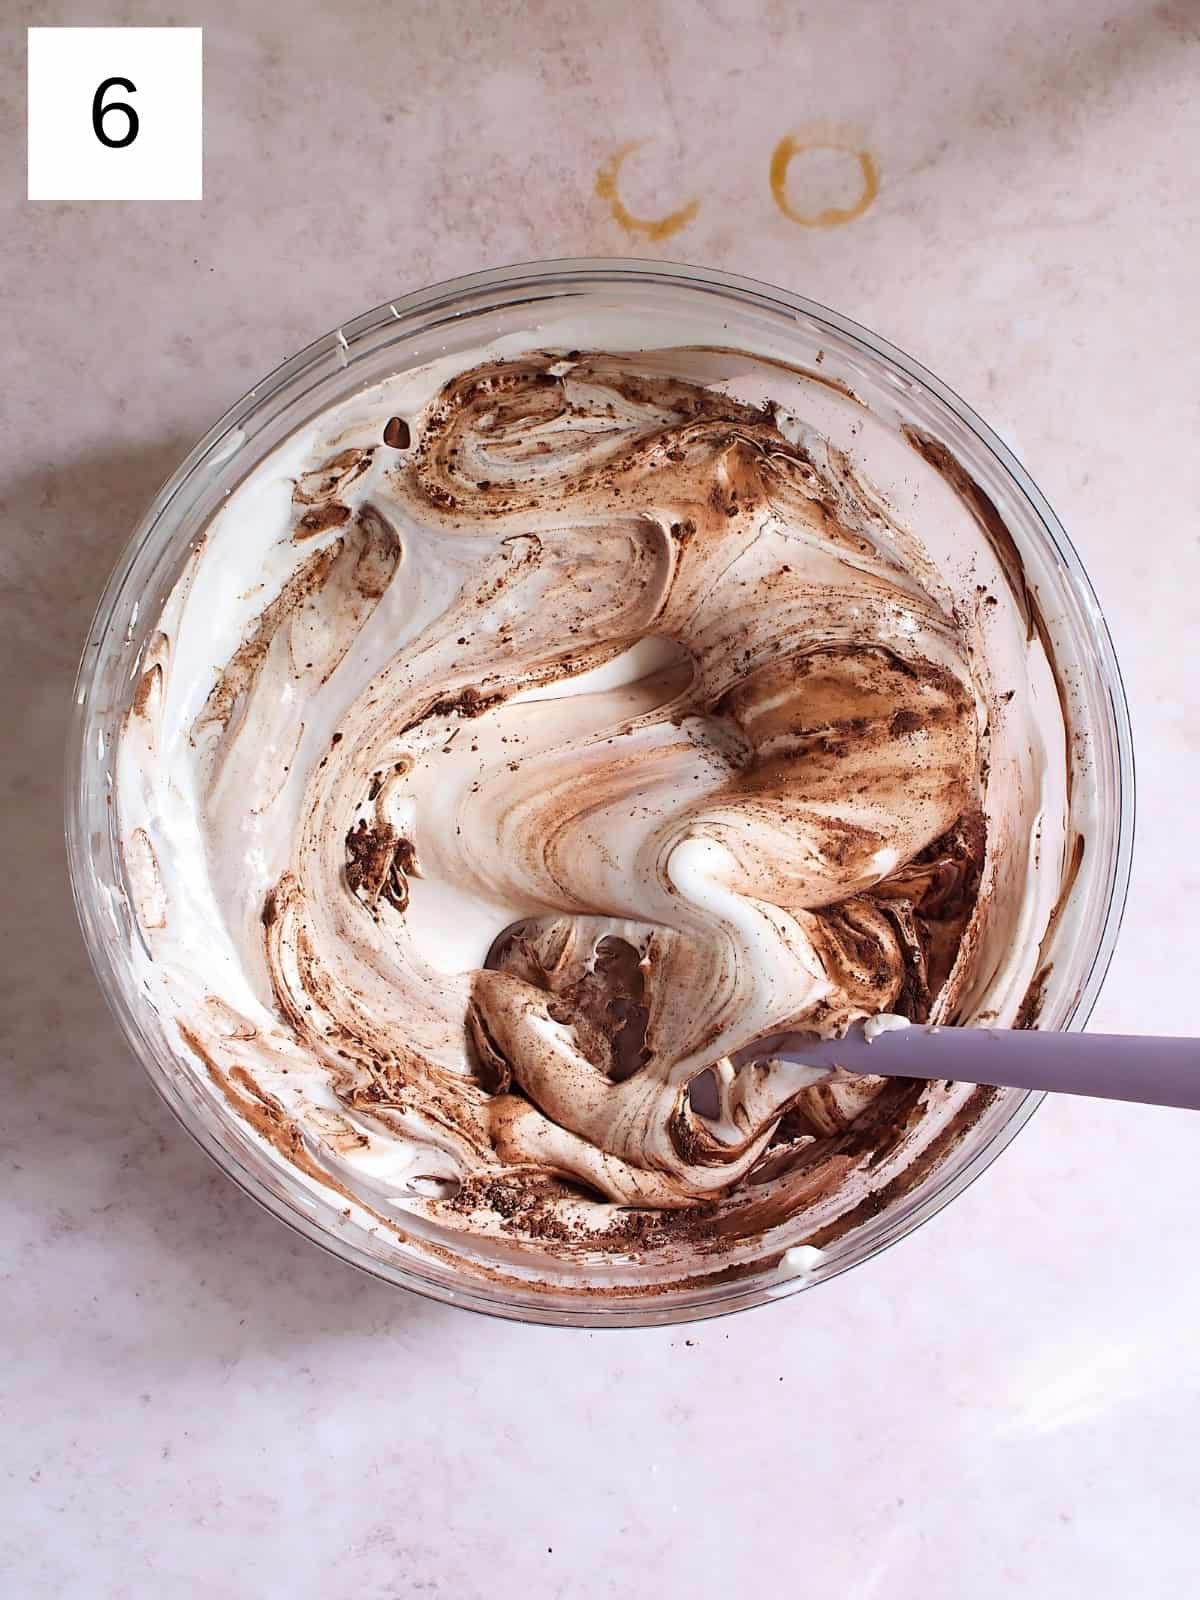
[66,260,1134,1326]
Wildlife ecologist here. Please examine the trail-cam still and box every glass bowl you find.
[67,259,1134,1326]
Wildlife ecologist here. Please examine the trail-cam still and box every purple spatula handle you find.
[761,1024,1200,1111]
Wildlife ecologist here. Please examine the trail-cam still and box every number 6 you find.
[92,77,139,149]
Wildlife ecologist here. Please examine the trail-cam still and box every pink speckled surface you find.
[4,2,1199,1594]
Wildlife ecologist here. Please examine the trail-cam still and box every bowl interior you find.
[67,260,1133,1326]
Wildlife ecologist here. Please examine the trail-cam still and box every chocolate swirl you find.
[118,348,1065,1279]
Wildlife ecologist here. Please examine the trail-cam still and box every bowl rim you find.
[66,255,1136,1327]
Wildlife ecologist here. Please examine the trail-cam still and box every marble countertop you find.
[4,2,1198,1594]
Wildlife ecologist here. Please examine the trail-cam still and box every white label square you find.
[28,28,202,201]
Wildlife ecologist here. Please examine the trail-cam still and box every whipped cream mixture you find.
[117,341,1069,1289]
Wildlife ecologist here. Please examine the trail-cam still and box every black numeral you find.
[92,77,139,149]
